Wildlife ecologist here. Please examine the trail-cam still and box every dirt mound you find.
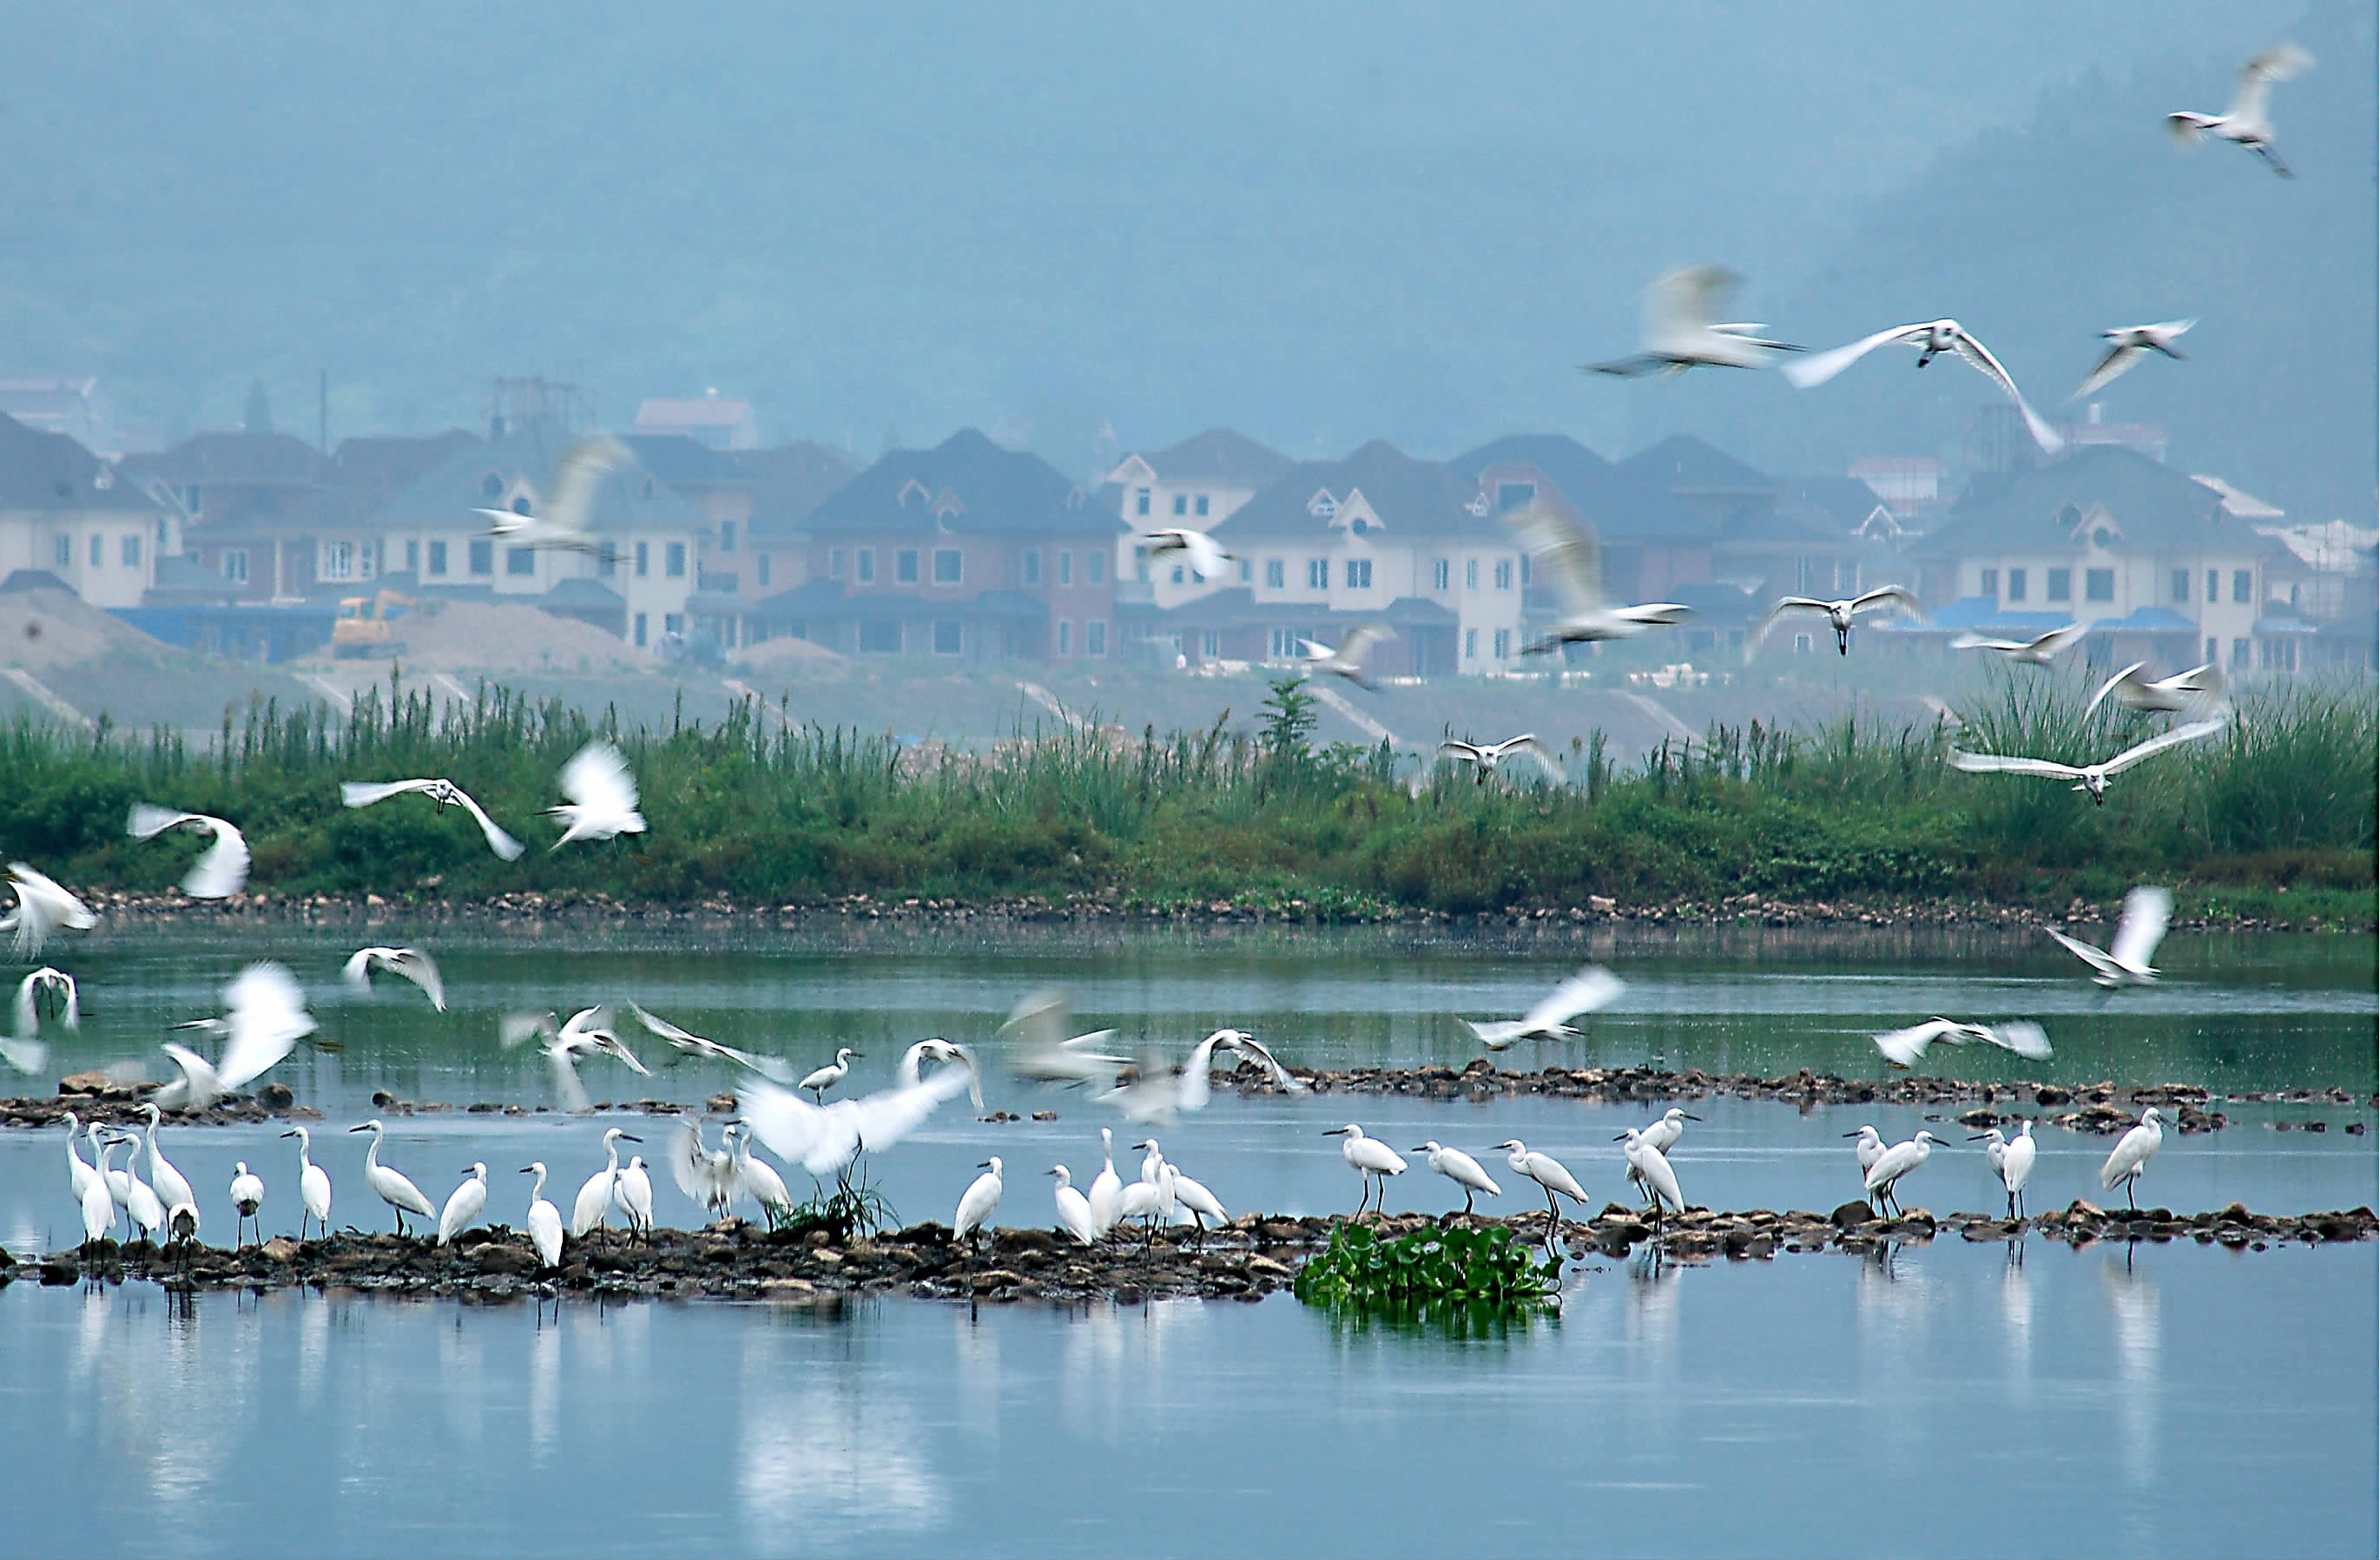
[297,601,642,676]
[731,635,843,675]
[0,589,166,671]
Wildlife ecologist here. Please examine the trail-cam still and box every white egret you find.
[155,961,318,1111]
[1863,1130,1945,1218]
[470,435,630,553]
[1136,526,1233,583]
[1413,1141,1500,1215]
[520,1163,564,1268]
[627,1002,797,1084]
[1436,734,1561,786]
[126,804,250,898]
[14,966,80,1034]
[107,1130,168,1245]
[1637,1108,1702,1155]
[1,863,95,958]
[736,1066,972,1183]
[1050,1166,1096,1246]
[614,1155,655,1239]
[1165,1163,1228,1235]
[502,1006,650,1113]
[898,1038,986,1111]
[1510,502,1692,652]
[799,1047,859,1104]
[167,1201,201,1252]
[2074,320,2197,399]
[669,1116,741,1220]
[1463,964,1625,1050]
[340,776,525,860]
[349,1119,438,1235]
[2100,1109,2164,1211]
[2046,886,2173,988]
[544,740,646,848]
[953,1157,1004,1250]
[82,1134,120,1250]
[1872,1018,2053,1069]
[1096,1028,1274,1124]
[1954,622,2087,666]
[138,1103,195,1214]
[2166,43,2313,179]
[1844,1124,1887,1180]
[728,1123,795,1230]
[1586,264,1800,377]
[1324,1123,1408,1218]
[341,946,446,1010]
[1294,625,1394,688]
[1114,1176,1165,1244]
[1969,1121,2037,1221]
[1493,1138,1591,1237]
[2084,661,2226,718]
[1785,319,2061,453]
[998,989,1130,1088]
[1950,721,2225,806]
[437,1162,489,1247]
[282,1125,333,1239]
[1754,586,1925,656]
[1087,1128,1124,1237]
[61,1109,98,1208]
[1619,1128,1685,1231]
[570,1127,641,1237]
[229,1162,265,1247]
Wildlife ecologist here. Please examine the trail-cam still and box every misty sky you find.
[3,3,2371,515]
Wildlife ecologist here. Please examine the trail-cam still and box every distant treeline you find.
[4,669,2372,925]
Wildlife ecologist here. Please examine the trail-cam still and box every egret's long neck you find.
[531,1168,547,1200]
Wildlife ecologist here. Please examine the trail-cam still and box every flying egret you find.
[545,741,646,848]
[570,1127,641,1237]
[1509,502,1692,653]
[1492,1138,1590,1241]
[1136,526,1233,583]
[999,989,1131,1087]
[2075,320,2196,399]
[126,804,251,898]
[1087,1128,1124,1237]
[1754,586,1925,656]
[1872,1018,2053,1069]
[469,434,631,552]
[1844,1124,1887,1179]
[2046,886,2174,988]
[1954,622,2087,666]
[1436,734,1562,786]
[520,1164,564,1269]
[228,1162,265,1247]
[953,1157,1004,1250]
[1785,319,2061,453]
[1463,964,1625,1050]
[137,1103,194,1214]
[728,1122,795,1230]
[155,961,318,1111]
[1413,1141,1500,1216]
[350,1119,438,1235]
[1050,1166,1096,1246]
[627,1002,797,1084]
[2084,661,2226,718]
[800,1047,859,1104]
[898,1038,985,1111]
[1586,264,1800,377]
[502,1006,650,1113]
[1619,1129,1685,1231]
[2166,43,2313,178]
[14,966,80,1034]
[615,1155,655,1238]
[2,863,95,958]
[1324,1124,1408,1218]
[341,947,446,1011]
[736,1066,972,1184]
[1949,720,2225,806]
[1097,1028,1285,1124]
[283,1125,333,1239]
[340,776,525,859]
[82,1133,120,1251]
[2100,1108,2164,1210]
[669,1115,741,1220]
[1294,625,1394,688]
[1970,1122,2037,1221]
[1863,1131,1944,1218]
[437,1162,490,1247]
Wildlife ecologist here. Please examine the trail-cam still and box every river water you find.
[1,921,2372,1557]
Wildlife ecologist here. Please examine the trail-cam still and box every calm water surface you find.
[1,923,2371,1557]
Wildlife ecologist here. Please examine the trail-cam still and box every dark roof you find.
[802,429,1117,538]
[1917,446,2273,557]
[0,415,161,513]
[367,419,708,536]
[623,435,751,487]
[544,577,625,608]
[734,441,858,536]
[119,431,327,488]
[1616,435,1777,497]
[0,569,75,594]
[1213,440,1493,543]
[1141,429,1293,488]
[749,579,1050,623]
[327,432,482,497]
[1452,433,1617,501]
[1775,477,1892,534]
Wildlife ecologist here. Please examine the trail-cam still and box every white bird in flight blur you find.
[2166,43,2313,179]
[898,1037,985,1111]
[1954,622,2087,666]
[1949,719,2225,806]
[471,435,632,552]
[1325,1123,1407,1218]
[1137,526,1233,582]
[1871,1017,2053,1070]
[0,863,94,959]
[2074,319,2196,399]
[350,1118,438,1235]
[2100,1108,2164,1210]
[342,946,446,1010]
[1970,1121,2038,1221]
[437,1162,489,1247]
[953,1156,1004,1249]
[1755,586,1926,656]
[1436,734,1562,785]
[15,967,79,1035]
[126,804,250,898]
[1785,319,2062,454]
[1295,625,1393,689]
[624,1002,797,1085]
[1463,964,1625,1050]
[155,961,318,1111]
[1509,503,1692,653]
[738,1064,973,1181]
[998,989,1131,1087]
[1098,1028,1303,1124]
[340,777,525,860]
[1586,264,1800,377]
[502,1006,650,1114]
[546,741,645,848]
[2046,886,2173,989]
[1413,1141,1500,1215]
[669,1116,740,1220]
[1862,1130,1942,1217]
[2085,661,2226,719]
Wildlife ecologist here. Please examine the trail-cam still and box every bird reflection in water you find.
[2103,1247,2161,1492]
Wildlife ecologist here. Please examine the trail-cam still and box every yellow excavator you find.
[332,589,427,657]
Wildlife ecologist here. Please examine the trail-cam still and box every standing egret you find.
[1636,1109,1701,1155]
[2100,1109,2164,1211]
[800,1047,859,1104]
[126,804,251,898]
[571,1128,640,1237]
[1844,1125,1887,1180]
[2046,887,2174,989]
[1323,1124,1408,1218]
[1970,1122,2037,1221]
[1618,1129,1685,1232]
[1493,1139,1591,1241]
[138,1103,195,1215]
[1,862,95,958]
[82,1134,119,1252]
[1463,964,1625,1050]
[1863,1131,1945,1218]
[1087,1128,1124,1237]
[1163,1157,1229,1241]
[544,741,646,848]
[615,1155,655,1240]
[437,1162,489,1247]
[729,1123,795,1230]
[519,1164,564,1269]
[341,947,446,1011]
[107,1130,168,1246]
[282,1125,333,1240]
[340,776,524,860]
[228,1162,265,1247]
[349,1119,438,1235]
[62,1110,97,1209]
[1413,1141,1500,1216]
[1050,1166,1096,1246]
[954,1157,1004,1250]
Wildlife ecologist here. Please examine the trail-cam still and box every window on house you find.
[1265,558,1285,589]
[2172,569,2190,603]
[664,613,684,637]
[322,541,353,580]
[1795,633,1813,654]
[597,543,617,577]
[427,541,447,576]
[1087,621,1106,656]
[667,543,687,578]
[634,613,648,647]
[511,496,531,517]
[1980,569,1998,598]
[1495,482,1536,512]
[1463,628,1478,660]
[857,548,875,583]
[895,548,919,583]
[404,539,419,573]
[757,553,771,589]
[483,473,504,499]
[1520,556,1531,588]
[122,535,142,568]
[1238,558,1251,583]
[1493,559,1513,590]
[635,542,650,577]
[1200,629,1221,659]
[1134,488,1150,517]
[1172,494,1188,517]
[1058,551,1072,586]
[933,549,961,584]
[52,536,69,570]
[507,547,536,576]
[470,540,494,576]
[1465,559,1479,589]
[933,620,962,655]
[183,485,203,517]
[223,549,249,583]
[2232,569,2251,603]
[1493,629,1511,660]
[1306,559,1327,589]
[1345,559,1372,589]
[1434,558,1450,591]
[2007,568,2027,602]
[2046,569,2071,602]
[1269,627,1295,658]
[860,620,900,654]
[89,535,102,567]
[2229,636,2251,668]
[1195,495,1210,518]
[719,521,736,555]
[1835,560,1857,594]
[1087,550,1104,584]
[2205,636,2218,664]
[2086,568,2114,602]
[1023,550,1041,585]
[830,549,846,580]
[1057,621,1071,656]
[2206,569,2219,604]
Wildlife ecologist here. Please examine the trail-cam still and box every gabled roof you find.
[804,429,1117,537]
[1616,434,1777,497]
[368,419,709,535]
[734,441,858,536]
[1213,440,1495,543]
[119,431,328,490]
[0,414,162,513]
[1917,446,2277,557]
[623,434,751,487]
[326,431,482,499]
[1451,433,1618,504]
[634,396,752,430]
[1128,428,1293,489]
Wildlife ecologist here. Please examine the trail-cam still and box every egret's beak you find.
[978,1160,993,1169]
[1409,1147,1431,1154]
[1612,1133,1631,1142]
[1322,1128,1348,1136]
[1966,1134,1994,1142]
[519,1168,536,1175]
[1839,1131,1866,1139]
[347,1124,371,1133]
[619,1134,643,1143]
[1680,1114,1703,1122]
[280,1129,300,1139]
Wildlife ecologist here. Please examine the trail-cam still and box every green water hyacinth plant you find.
[1292,1221,1562,1314]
